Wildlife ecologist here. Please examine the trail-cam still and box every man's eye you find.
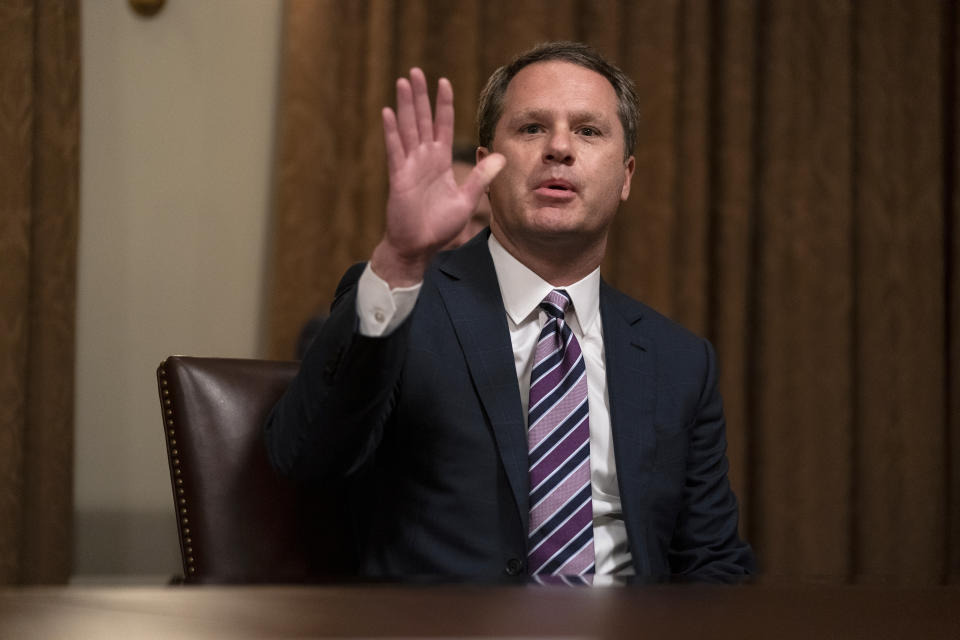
[522,124,543,134]
[579,127,599,137]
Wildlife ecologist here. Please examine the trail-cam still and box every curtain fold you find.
[0,0,80,585]
[268,0,959,585]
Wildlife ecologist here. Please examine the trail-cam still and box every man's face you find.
[478,61,634,252]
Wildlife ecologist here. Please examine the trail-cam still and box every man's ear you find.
[476,146,490,163]
[620,155,636,201]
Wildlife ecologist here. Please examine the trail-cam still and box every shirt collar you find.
[488,234,601,333]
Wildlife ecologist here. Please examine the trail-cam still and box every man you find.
[265,42,754,581]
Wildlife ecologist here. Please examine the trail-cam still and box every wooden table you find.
[1,583,958,638]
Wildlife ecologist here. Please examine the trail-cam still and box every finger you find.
[382,107,404,175]
[434,77,454,148]
[460,153,506,202]
[410,67,434,144]
[395,76,418,153]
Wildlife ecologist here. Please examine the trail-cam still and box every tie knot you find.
[540,289,572,320]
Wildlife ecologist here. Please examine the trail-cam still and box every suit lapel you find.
[432,235,529,532]
[600,281,656,576]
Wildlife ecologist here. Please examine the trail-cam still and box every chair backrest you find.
[156,356,353,583]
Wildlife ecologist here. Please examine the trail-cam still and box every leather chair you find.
[156,356,354,583]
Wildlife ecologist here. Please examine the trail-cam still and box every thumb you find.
[460,153,505,203]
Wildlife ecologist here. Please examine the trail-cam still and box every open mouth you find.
[534,187,577,202]
[536,179,576,194]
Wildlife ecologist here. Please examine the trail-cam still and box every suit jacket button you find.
[505,558,523,576]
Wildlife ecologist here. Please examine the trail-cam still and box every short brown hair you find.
[477,41,639,160]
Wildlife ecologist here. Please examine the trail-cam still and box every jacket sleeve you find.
[668,338,756,582]
[263,262,409,484]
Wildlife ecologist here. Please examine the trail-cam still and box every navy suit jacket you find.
[264,231,754,581]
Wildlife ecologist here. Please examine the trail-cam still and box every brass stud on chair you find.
[163,364,195,580]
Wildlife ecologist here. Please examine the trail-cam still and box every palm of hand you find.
[374,68,504,285]
[386,143,475,257]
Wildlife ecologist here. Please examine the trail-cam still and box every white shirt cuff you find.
[356,263,422,337]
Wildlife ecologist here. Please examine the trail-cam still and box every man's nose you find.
[543,129,574,165]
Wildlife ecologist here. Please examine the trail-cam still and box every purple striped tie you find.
[527,289,595,575]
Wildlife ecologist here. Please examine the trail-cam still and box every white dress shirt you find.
[355,235,633,575]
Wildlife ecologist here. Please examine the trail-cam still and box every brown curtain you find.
[0,0,80,585]
[267,0,959,585]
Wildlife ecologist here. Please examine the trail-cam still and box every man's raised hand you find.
[371,68,505,287]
